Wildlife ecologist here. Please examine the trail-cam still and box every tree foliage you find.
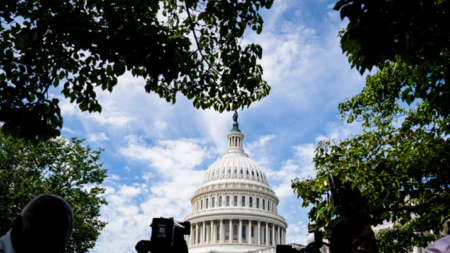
[335,0,450,118]
[293,0,450,250]
[0,0,273,142]
[0,134,108,253]
[293,64,450,252]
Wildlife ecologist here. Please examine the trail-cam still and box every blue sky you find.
[54,1,369,252]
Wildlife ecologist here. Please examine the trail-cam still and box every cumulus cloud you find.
[87,132,109,142]
[153,120,167,129]
[92,136,210,253]
[62,127,76,134]
[286,221,309,245]
[110,174,121,180]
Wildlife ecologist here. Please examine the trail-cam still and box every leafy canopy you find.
[294,63,450,252]
[0,134,108,253]
[292,0,450,252]
[0,0,273,142]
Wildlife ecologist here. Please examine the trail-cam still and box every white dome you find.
[202,148,270,187]
[184,113,287,253]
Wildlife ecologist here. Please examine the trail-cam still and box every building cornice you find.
[185,210,288,228]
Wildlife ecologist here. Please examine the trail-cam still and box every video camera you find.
[276,231,323,253]
[328,175,368,219]
[276,175,368,253]
[135,217,190,253]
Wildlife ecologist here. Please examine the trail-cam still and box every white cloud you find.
[110,174,121,180]
[286,221,309,245]
[142,172,155,182]
[62,127,76,134]
[124,166,131,171]
[246,134,276,158]
[118,136,209,177]
[153,120,167,129]
[87,132,109,142]
[92,136,210,253]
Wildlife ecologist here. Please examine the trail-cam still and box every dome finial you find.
[231,111,241,132]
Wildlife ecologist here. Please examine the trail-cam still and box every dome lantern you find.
[226,111,246,156]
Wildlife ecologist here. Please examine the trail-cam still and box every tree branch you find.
[184,4,221,76]
[373,192,447,213]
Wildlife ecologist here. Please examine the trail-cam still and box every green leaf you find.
[113,61,126,76]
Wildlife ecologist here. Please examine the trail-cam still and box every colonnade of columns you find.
[189,219,286,247]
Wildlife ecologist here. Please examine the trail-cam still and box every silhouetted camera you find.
[135,217,190,253]
[276,231,323,253]
[328,175,368,219]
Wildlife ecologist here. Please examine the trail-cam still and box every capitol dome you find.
[185,112,287,253]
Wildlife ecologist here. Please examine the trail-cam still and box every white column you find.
[202,222,205,244]
[248,220,252,244]
[210,220,214,244]
[283,229,286,244]
[239,219,243,243]
[220,220,223,243]
[266,223,269,246]
[196,223,199,245]
[190,223,194,246]
[258,221,261,244]
[206,222,209,244]
[277,226,281,245]
[229,220,232,243]
[272,224,275,246]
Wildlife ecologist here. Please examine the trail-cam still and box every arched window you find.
[257,172,259,177]
[219,196,223,207]
[233,225,238,240]
[251,226,254,237]
[241,196,245,207]
[212,172,215,176]
[234,196,238,206]
[212,197,215,208]
[268,201,270,211]
[206,198,209,209]
[228,169,231,174]
[234,169,237,174]
[256,198,260,208]
[217,225,220,240]
[242,225,246,240]
[201,200,204,210]
[249,197,253,207]
[246,170,249,175]
[252,171,255,176]
[226,196,230,206]
[198,229,201,243]
[222,170,225,174]
[225,225,230,240]
[240,169,243,174]
[262,199,265,210]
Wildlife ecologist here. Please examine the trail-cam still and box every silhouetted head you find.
[11,194,73,253]
[329,218,378,253]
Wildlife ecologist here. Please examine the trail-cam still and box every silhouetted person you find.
[329,218,379,253]
[424,221,450,253]
[0,194,73,253]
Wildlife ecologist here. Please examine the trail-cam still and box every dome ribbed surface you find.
[201,153,269,187]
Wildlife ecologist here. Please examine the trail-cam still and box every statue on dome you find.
[232,111,238,122]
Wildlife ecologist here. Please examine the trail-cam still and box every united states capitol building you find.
[184,113,288,253]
